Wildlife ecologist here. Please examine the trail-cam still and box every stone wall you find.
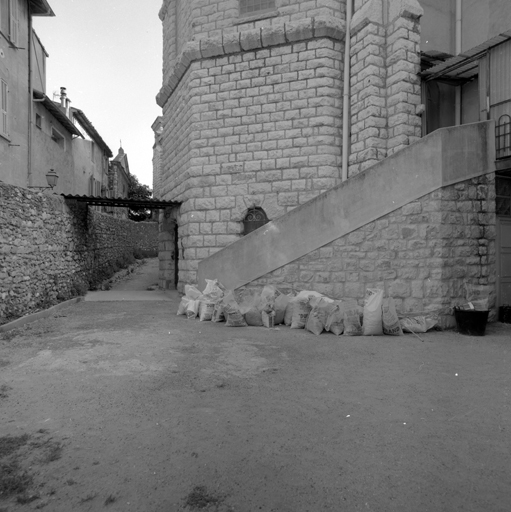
[0,183,158,325]
[348,0,423,175]
[248,173,497,326]
[157,17,346,288]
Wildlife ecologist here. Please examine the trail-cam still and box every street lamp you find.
[28,169,59,190]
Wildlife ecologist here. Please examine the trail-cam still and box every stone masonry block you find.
[261,25,286,47]
[201,36,224,59]
[223,31,241,54]
[285,18,314,42]
[240,28,262,51]
[350,0,384,34]
[389,0,424,22]
[313,16,346,41]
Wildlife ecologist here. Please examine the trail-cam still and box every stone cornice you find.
[156,16,346,108]
[350,0,423,34]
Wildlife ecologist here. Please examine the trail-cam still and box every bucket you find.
[498,306,511,324]
[454,308,489,336]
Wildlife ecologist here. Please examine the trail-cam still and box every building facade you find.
[0,0,54,188]
[157,0,511,316]
[0,1,118,198]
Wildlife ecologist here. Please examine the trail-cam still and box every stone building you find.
[156,0,511,323]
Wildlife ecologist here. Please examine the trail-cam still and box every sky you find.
[33,0,163,188]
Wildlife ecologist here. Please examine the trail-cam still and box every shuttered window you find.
[239,0,275,16]
[1,79,8,137]
[9,0,19,47]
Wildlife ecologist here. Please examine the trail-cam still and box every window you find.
[35,113,42,129]
[51,127,66,150]
[496,115,511,160]
[0,79,8,138]
[496,177,511,217]
[91,141,95,162]
[9,0,19,47]
[243,207,269,235]
[239,0,275,16]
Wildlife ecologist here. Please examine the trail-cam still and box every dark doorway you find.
[173,221,179,289]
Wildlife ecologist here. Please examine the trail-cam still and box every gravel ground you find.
[0,260,510,512]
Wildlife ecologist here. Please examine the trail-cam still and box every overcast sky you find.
[33,0,163,188]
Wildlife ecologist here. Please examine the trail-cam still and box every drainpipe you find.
[27,14,33,187]
[455,0,462,125]
[341,0,353,182]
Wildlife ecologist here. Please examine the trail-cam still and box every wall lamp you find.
[28,169,59,190]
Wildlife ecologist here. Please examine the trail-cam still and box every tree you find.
[128,174,153,222]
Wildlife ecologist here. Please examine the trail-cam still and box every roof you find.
[71,108,113,158]
[33,90,82,136]
[29,0,55,16]
[62,194,181,210]
[421,31,511,83]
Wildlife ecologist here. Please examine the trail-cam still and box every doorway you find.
[496,175,511,306]
[159,208,179,290]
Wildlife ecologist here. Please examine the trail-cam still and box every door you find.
[173,221,179,289]
[497,217,511,307]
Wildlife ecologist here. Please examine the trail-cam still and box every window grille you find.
[239,0,275,16]
[243,207,269,235]
[496,115,511,160]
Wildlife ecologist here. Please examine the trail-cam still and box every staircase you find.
[197,121,495,291]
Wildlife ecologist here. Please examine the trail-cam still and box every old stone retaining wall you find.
[0,183,158,324]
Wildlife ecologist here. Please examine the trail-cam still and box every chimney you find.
[60,87,67,108]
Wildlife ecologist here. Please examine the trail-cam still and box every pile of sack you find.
[177,281,438,336]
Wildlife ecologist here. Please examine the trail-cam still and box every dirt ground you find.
[1,260,510,511]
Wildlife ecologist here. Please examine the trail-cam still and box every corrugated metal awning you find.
[63,194,181,209]
[421,32,511,82]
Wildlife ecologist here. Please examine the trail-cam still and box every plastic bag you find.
[285,291,322,326]
[184,284,202,300]
[290,299,313,329]
[382,297,403,336]
[400,316,438,333]
[211,301,225,323]
[199,299,216,322]
[363,288,384,336]
[465,283,490,310]
[305,299,335,336]
[234,287,262,315]
[343,307,363,336]
[177,296,191,316]
[274,293,290,325]
[203,279,225,300]
[245,308,264,326]
[225,304,248,327]
[186,299,200,319]
[325,302,345,335]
